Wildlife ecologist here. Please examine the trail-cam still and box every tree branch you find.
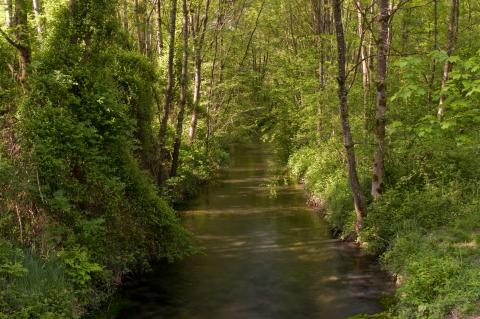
[0,28,23,51]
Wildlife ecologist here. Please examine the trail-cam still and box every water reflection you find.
[116,145,391,319]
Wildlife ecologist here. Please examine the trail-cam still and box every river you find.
[114,144,391,319]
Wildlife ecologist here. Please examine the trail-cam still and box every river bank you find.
[288,144,480,318]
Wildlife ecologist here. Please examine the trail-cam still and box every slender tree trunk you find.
[311,0,325,136]
[386,1,393,53]
[438,0,459,120]
[205,34,218,153]
[134,0,145,53]
[205,0,224,149]
[156,0,164,56]
[355,0,370,128]
[317,47,324,135]
[366,3,374,73]
[145,15,152,55]
[288,1,298,55]
[332,0,366,236]
[32,0,43,39]
[123,0,129,33]
[14,0,31,84]
[5,0,12,28]
[170,0,189,177]
[188,57,201,143]
[188,0,211,143]
[428,0,438,104]
[158,0,177,183]
[371,0,389,199]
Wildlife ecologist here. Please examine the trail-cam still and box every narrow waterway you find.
[116,145,391,319]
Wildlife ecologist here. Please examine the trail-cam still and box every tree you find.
[134,0,146,54]
[371,0,390,199]
[437,0,459,120]
[188,0,211,143]
[354,0,371,127]
[5,0,12,27]
[171,0,189,177]
[332,0,366,235]
[3,0,32,84]
[32,0,44,39]
[158,0,178,183]
[156,0,164,56]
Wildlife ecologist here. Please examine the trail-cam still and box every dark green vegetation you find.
[0,0,479,318]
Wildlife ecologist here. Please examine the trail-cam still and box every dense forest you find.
[0,0,479,318]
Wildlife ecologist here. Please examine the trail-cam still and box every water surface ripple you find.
[117,145,390,319]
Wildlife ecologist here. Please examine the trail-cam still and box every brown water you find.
[115,145,390,319]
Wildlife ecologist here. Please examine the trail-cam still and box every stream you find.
[114,144,391,319]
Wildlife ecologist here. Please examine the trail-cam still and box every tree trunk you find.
[205,0,224,151]
[14,0,31,84]
[32,0,43,39]
[123,0,129,33]
[332,0,366,236]
[355,0,370,128]
[158,0,177,183]
[170,0,189,178]
[145,14,152,55]
[317,48,324,135]
[188,58,201,143]
[311,0,325,137]
[134,0,145,54]
[5,0,12,28]
[188,0,211,144]
[428,0,438,104]
[156,0,164,56]
[371,0,389,200]
[438,0,459,120]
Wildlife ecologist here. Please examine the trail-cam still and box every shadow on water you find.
[114,144,392,319]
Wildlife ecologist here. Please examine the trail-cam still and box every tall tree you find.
[188,0,211,143]
[311,0,325,135]
[437,0,459,120]
[371,0,389,199]
[32,0,43,39]
[156,0,164,56]
[171,0,189,177]
[428,0,438,103]
[6,0,31,84]
[123,0,129,33]
[332,0,366,235]
[5,0,12,28]
[354,0,370,126]
[158,0,178,182]
[134,0,146,54]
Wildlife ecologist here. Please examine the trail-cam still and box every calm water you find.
[115,145,390,319]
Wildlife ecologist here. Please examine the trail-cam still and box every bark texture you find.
[371,0,389,199]
[14,0,31,84]
[170,0,189,177]
[158,0,178,183]
[5,0,12,28]
[156,0,164,56]
[188,0,211,144]
[332,0,366,235]
[355,0,370,126]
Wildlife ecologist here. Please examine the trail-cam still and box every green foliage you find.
[164,142,229,203]
[59,246,104,288]
[0,240,76,319]
[289,144,356,234]
[1,0,197,317]
[275,1,480,318]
